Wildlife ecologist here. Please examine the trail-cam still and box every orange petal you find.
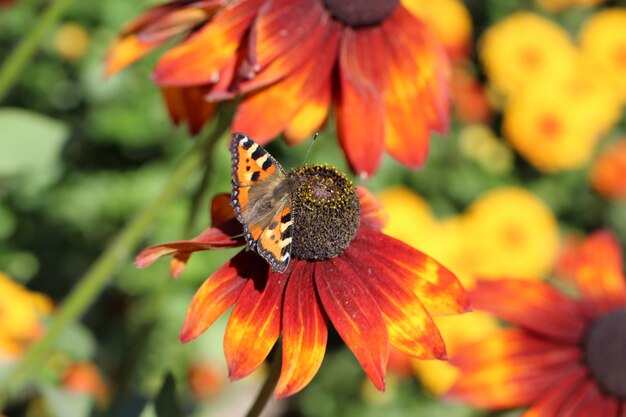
[154,0,263,86]
[283,80,331,145]
[380,7,450,168]
[232,20,340,143]
[336,27,386,177]
[315,258,389,391]
[342,245,446,360]
[353,227,469,316]
[160,86,217,133]
[161,87,186,125]
[356,187,387,231]
[179,251,254,343]
[239,0,325,92]
[471,279,587,344]
[575,230,626,314]
[210,193,237,226]
[224,266,287,381]
[521,368,591,417]
[448,329,583,408]
[276,262,327,397]
[104,35,162,77]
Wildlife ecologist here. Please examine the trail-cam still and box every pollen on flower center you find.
[322,0,399,27]
[288,164,360,261]
[584,308,626,399]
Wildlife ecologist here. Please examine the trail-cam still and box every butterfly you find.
[230,133,295,273]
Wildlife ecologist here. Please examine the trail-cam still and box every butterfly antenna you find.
[302,132,319,165]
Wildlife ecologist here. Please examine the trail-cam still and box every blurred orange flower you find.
[480,12,577,96]
[589,138,626,200]
[106,0,451,176]
[63,362,109,405]
[448,231,626,416]
[0,272,53,359]
[136,189,468,397]
[580,8,626,103]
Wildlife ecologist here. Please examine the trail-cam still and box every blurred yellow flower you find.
[53,23,91,61]
[403,0,473,60]
[0,272,53,359]
[412,312,501,395]
[580,8,626,102]
[589,138,626,201]
[480,12,577,96]
[463,187,559,280]
[502,69,620,172]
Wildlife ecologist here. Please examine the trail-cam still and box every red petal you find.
[336,27,386,177]
[556,382,619,417]
[210,193,237,226]
[448,329,584,408]
[239,0,326,92]
[276,262,328,397]
[379,7,450,168]
[232,20,339,143]
[179,251,254,343]
[471,279,587,344]
[135,224,244,272]
[575,230,626,314]
[314,258,389,391]
[356,187,387,231]
[160,86,217,134]
[224,265,287,381]
[352,227,470,316]
[522,367,588,417]
[342,245,446,359]
[161,87,186,125]
[154,0,263,86]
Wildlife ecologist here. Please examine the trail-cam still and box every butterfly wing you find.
[230,133,292,272]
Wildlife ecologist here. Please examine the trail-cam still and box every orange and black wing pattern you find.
[230,133,293,272]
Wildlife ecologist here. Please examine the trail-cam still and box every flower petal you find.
[336,27,386,177]
[276,262,327,398]
[160,86,217,134]
[470,279,587,344]
[283,80,331,144]
[356,187,387,231]
[380,7,450,168]
[135,223,244,273]
[154,0,263,86]
[555,381,618,417]
[352,227,469,316]
[315,258,389,391]
[105,35,162,77]
[232,20,339,143]
[522,367,588,417]
[224,265,287,381]
[179,250,254,343]
[342,245,446,359]
[575,230,626,314]
[448,329,584,408]
[239,0,326,92]
[210,193,237,226]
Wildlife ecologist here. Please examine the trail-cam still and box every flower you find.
[447,230,626,416]
[63,362,109,405]
[106,0,451,176]
[502,69,620,172]
[479,12,577,96]
[0,272,53,359]
[580,8,626,103]
[589,138,626,200]
[136,186,469,397]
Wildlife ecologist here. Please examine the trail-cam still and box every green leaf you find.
[155,373,184,417]
[0,107,68,176]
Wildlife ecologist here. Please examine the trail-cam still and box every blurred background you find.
[1,0,626,416]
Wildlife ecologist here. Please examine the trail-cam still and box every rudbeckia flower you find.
[448,230,626,416]
[106,0,451,176]
[137,182,469,397]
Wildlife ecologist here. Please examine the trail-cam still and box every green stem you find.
[0,115,231,411]
[0,0,77,100]
[245,344,282,417]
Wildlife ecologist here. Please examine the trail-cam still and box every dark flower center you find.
[288,164,360,261]
[584,308,626,399]
[322,0,399,27]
